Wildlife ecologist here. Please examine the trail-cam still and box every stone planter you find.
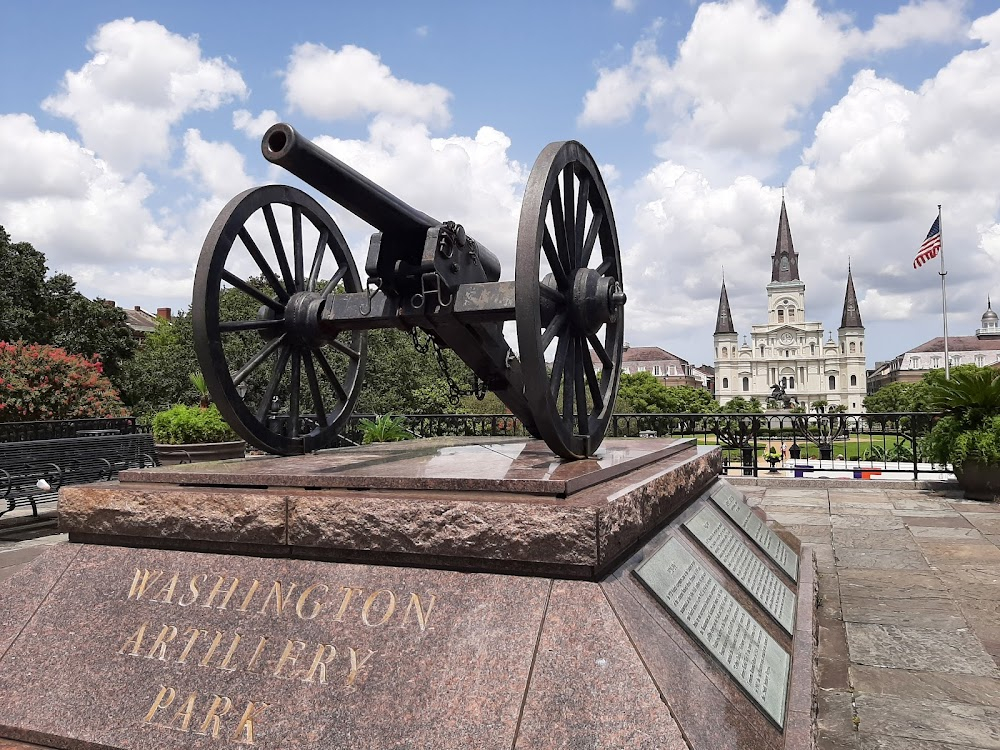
[154,440,245,466]
[955,462,1000,502]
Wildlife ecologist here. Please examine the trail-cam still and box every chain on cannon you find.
[192,123,626,460]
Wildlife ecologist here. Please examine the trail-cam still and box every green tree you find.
[863,382,919,413]
[720,396,763,413]
[616,371,671,412]
[0,226,47,342]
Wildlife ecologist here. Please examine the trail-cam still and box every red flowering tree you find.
[0,342,127,422]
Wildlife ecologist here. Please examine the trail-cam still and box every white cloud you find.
[284,43,451,127]
[180,129,254,201]
[233,109,280,139]
[42,18,247,173]
[613,0,638,12]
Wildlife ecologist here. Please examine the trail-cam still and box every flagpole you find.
[938,204,950,380]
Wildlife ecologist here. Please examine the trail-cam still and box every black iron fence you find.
[0,417,149,443]
[0,412,950,480]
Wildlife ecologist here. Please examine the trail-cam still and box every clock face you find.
[779,332,793,344]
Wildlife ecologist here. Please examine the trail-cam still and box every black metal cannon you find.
[192,123,625,460]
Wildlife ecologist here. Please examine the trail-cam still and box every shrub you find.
[359,414,411,444]
[152,404,238,445]
[925,367,1000,468]
[0,341,126,421]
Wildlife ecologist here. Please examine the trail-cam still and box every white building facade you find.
[713,200,868,411]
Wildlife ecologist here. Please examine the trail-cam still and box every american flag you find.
[913,216,941,269]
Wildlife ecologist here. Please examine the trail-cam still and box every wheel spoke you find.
[320,265,347,298]
[542,226,569,290]
[234,334,286,389]
[256,344,292,422]
[292,205,304,292]
[538,281,565,305]
[219,319,283,333]
[541,311,567,352]
[221,270,284,313]
[549,183,573,276]
[574,336,588,435]
[581,209,603,270]
[549,333,570,401]
[583,344,603,410]
[289,350,301,438]
[562,165,576,270]
[330,338,361,360]
[561,335,576,427]
[574,175,590,269]
[308,228,328,292]
[263,204,296,294]
[596,257,614,277]
[314,348,348,402]
[238,228,289,302]
[587,331,613,370]
[303,353,328,427]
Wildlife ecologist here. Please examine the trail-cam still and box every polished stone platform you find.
[0,438,816,749]
[61,437,718,579]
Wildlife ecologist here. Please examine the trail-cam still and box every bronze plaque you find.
[710,484,798,581]
[684,506,796,633]
[634,538,790,728]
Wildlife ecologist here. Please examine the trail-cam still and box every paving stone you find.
[832,515,905,530]
[909,526,985,540]
[850,664,1000,708]
[901,515,975,528]
[830,507,897,517]
[835,548,930,570]
[838,569,950,600]
[764,511,833,526]
[818,730,860,750]
[831,529,921,551]
[782,524,833,543]
[892,510,963,518]
[858,734,987,750]
[854,694,1000,749]
[845,623,1000,676]
[916,540,1000,567]
[840,596,968,629]
[961,514,1000,535]
[817,689,858,734]
[760,494,829,508]
[891,498,951,511]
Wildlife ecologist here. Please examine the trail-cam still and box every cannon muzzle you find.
[262,123,438,238]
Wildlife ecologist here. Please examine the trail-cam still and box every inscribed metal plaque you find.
[710,484,799,581]
[684,506,796,634]
[634,538,790,727]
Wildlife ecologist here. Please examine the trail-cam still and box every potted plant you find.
[152,404,244,465]
[359,414,411,444]
[765,446,781,472]
[926,366,1000,501]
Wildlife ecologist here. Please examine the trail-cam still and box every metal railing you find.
[0,417,148,443]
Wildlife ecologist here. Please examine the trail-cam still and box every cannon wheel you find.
[193,185,366,455]
[515,141,625,460]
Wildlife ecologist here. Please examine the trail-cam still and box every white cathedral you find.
[713,199,868,412]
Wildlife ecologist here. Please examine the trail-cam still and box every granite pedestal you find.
[0,437,816,749]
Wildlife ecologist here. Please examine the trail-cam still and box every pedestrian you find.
[780,440,787,460]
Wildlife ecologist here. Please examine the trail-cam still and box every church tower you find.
[713,279,739,398]
[838,265,867,410]
[766,199,806,327]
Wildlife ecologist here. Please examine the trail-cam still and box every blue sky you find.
[2,0,1000,369]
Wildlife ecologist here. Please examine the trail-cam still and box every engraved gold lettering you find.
[347,648,375,687]
[402,593,436,631]
[259,581,298,616]
[142,685,175,723]
[178,574,206,607]
[245,636,268,673]
[202,575,239,610]
[152,572,180,604]
[170,692,198,732]
[145,625,178,661]
[198,631,225,667]
[177,628,206,664]
[301,644,336,684]
[195,695,233,739]
[272,639,305,679]
[128,569,164,600]
[119,622,148,656]
[218,632,242,672]
[361,589,396,627]
[295,583,328,620]
[332,587,363,621]
[232,701,269,745]
[236,579,260,612]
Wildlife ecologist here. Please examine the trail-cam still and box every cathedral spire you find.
[840,266,863,329]
[770,198,800,282]
[715,279,735,334]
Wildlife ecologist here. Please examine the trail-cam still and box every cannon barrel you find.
[262,123,438,238]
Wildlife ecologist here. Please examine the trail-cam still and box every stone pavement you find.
[742,483,1000,750]
[2,485,999,748]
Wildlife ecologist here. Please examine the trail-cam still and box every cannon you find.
[192,123,625,460]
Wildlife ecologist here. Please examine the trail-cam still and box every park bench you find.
[0,432,159,518]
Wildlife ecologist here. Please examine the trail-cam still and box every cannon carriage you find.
[192,123,626,460]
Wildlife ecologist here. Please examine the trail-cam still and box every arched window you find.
[829,375,836,390]
[722,377,729,389]
[789,376,795,388]
[722,347,728,358]
[850,375,857,386]
[788,308,795,321]
[777,309,784,323]
[742,377,749,391]
[841,343,845,354]
[860,341,863,352]
[849,342,856,353]
[781,376,787,388]
[810,343,815,355]
[760,345,765,356]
